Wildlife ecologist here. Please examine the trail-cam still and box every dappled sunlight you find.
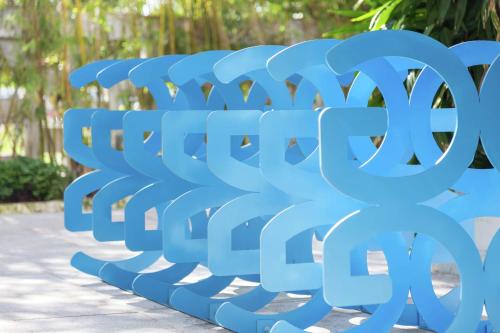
[0,212,441,332]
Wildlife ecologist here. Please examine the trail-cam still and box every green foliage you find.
[0,0,498,169]
[0,157,73,203]
[325,0,499,169]
[326,0,499,44]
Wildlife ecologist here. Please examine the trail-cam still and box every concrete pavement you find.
[0,212,437,332]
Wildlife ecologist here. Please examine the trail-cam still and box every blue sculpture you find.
[64,30,500,333]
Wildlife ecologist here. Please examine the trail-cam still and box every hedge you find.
[0,157,73,203]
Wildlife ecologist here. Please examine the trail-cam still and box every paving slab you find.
[0,212,441,332]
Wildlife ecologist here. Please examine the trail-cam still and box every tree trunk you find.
[158,0,166,55]
[248,2,265,44]
[182,0,196,53]
[212,0,230,49]
[25,117,40,159]
[0,87,18,152]
[75,0,86,65]
[198,0,212,50]
[61,0,72,107]
[166,0,176,54]
[204,0,218,49]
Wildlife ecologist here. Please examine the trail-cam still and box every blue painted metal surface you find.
[63,30,500,333]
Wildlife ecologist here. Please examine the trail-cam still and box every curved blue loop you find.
[207,45,313,281]
[122,55,207,254]
[91,110,136,175]
[410,190,500,332]
[156,49,279,320]
[64,169,120,232]
[62,32,499,333]
[206,44,331,333]
[65,58,172,282]
[214,45,286,83]
[96,58,145,88]
[69,59,118,88]
[321,30,480,204]
[168,50,233,86]
[480,54,500,172]
[207,110,270,192]
[63,108,103,169]
[485,230,500,331]
[267,39,353,86]
[324,205,484,333]
[410,40,500,194]
[215,288,331,333]
[259,40,399,332]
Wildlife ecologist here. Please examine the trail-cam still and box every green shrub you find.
[0,157,74,203]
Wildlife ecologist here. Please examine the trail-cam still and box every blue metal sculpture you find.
[64,30,500,333]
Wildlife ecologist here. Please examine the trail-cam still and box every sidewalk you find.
[0,213,434,332]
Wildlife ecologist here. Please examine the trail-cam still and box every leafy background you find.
[0,0,498,201]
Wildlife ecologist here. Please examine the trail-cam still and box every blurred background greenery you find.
[0,0,498,202]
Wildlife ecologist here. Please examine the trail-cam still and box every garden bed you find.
[0,200,64,214]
